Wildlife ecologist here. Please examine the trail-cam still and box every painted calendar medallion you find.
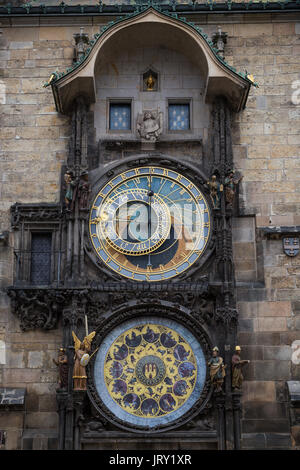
[93,317,207,428]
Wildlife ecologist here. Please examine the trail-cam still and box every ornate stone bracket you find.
[6,288,68,331]
[11,203,63,230]
[6,283,223,331]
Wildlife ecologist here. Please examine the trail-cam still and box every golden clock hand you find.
[147,174,153,268]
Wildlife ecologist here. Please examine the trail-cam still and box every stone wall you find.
[227,21,300,448]
[0,15,299,449]
[0,25,78,450]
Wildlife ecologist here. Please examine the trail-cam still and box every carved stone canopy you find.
[49,8,251,114]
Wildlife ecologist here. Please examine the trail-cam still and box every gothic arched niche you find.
[92,20,209,144]
[50,8,251,114]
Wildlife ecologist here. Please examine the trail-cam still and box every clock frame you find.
[89,165,212,282]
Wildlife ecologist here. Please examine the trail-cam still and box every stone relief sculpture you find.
[137,110,163,141]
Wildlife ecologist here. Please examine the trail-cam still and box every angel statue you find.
[72,331,96,391]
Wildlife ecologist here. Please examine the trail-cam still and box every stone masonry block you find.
[27,351,44,369]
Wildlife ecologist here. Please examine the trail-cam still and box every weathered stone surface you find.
[265,433,292,449]
[28,351,44,369]
[241,433,266,449]
[254,361,291,381]
[243,402,287,420]
[0,412,24,428]
[242,419,290,434]
[263,346,292,361]
[39,395,57,412]
[25,412,58,429]
[257,301,291,317]
[238,332,281,346]
[25,394,39,412]
[257,317,287,332]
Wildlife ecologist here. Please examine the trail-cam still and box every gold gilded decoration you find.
[146,74,155,91]
[246,73,259,87]
[89,166,212,282]
[143,69,158,92]
[72,331,96,390]
[104,324,197,418]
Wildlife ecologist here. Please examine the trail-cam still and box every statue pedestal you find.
[141,139,156,151]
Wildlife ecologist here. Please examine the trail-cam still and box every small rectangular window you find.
[30,233,52,285]
[168,103,190,131]
[109,102,131,130]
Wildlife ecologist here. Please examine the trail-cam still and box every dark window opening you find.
[30,233,52,285]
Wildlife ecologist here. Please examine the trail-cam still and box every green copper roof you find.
[1,1,299,15]
[44,4,259,89]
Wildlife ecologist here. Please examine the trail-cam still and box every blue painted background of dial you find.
[89,167,211,281]
[93,317,207,428]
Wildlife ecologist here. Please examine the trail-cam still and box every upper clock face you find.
[89,166,211,282]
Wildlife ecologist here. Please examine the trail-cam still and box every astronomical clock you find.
[91,318,208,430]
[89,166,211,282]
[85,161,214,433]
[6,4,252,451]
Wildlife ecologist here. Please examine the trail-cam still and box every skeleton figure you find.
[206,175,223,209]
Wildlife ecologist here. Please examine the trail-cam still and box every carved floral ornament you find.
[44,7,256,114]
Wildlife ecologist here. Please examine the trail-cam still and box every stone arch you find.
[50,7,252,114]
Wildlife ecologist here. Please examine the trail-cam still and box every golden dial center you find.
[98,189,171,256]
[89,166,211,281]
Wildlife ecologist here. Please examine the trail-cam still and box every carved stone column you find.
[232,391,242,449]
[211,96,240,449]
[64,97,89,283]
[215,394,226,450]
[56,390,68,450]
[73,390,86,450]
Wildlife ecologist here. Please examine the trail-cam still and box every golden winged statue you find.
[72,331,96,391]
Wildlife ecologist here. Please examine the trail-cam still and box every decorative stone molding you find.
[11,203,62,230]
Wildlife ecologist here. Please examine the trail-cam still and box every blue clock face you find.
[89,166,211,282]
[93,317,207,429]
